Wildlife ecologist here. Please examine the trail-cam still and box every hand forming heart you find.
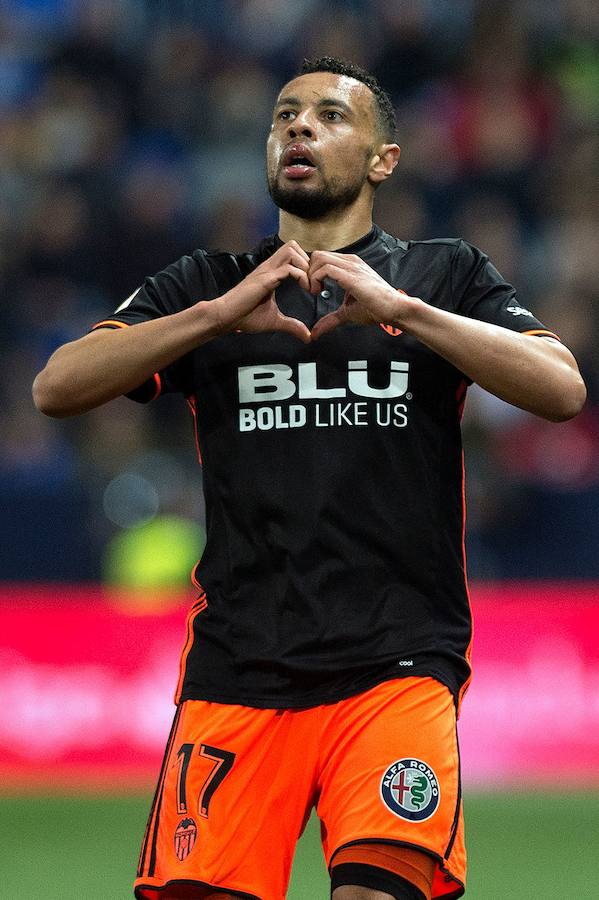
[213,240,419,343]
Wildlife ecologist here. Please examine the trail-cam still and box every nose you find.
[286,111,315,140]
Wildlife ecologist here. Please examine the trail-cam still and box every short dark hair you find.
[299,56,397,142]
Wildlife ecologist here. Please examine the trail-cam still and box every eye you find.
[277,109,296,122]
[323,109,343,121]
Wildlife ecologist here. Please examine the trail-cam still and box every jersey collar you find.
[272,225,381,257]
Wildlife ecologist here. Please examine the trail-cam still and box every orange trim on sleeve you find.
[91,319,130,330]
[90,319,162,399]
[522,329,561,341]
[149,372,162,401]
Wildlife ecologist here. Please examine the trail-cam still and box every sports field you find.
[3,791,597,899]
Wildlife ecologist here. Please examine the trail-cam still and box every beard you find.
[267,163,369,220]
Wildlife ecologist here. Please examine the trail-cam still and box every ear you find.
[368,143,401,185]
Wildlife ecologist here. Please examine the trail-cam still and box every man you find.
[33,57,585,900]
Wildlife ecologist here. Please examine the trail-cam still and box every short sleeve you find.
[90,254,213,402]
[451,241,559,340]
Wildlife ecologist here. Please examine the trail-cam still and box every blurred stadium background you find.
[1,0,598,897]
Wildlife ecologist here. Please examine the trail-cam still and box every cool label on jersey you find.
[238,361,410,432]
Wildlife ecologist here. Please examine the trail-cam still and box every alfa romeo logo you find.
[380,758,440,822]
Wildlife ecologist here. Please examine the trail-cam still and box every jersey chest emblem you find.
[379,323,403,336]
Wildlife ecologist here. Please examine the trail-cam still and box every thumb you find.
[310,309,345,341]
[275,313,311,344]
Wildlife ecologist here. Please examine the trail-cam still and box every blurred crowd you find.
[1,0,598,584]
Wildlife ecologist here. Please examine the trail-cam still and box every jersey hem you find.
[134,877,261,899]
[178,667,462,709]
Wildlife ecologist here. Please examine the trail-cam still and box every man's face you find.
[266,71,380,220]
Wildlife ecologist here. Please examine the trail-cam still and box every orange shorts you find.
[134,677,465,899]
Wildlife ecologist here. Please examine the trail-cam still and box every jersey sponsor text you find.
[238,360,410,431]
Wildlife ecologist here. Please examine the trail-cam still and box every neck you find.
[277,194,374,251]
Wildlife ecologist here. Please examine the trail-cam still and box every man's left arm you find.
[382,303,585,422]
[309,251,586,423]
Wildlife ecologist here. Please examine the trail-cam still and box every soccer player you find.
[33,58,585,900]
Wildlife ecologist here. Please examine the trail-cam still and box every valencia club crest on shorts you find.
[174,817,197,861]
[380,758,440,821]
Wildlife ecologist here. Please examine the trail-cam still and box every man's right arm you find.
[32,304,222,417]
[33,241,311,418]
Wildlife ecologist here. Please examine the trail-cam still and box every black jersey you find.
[93,226,557,709]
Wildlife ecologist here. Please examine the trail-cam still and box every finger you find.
[258,245,309,287]
[309,271,322,296]
[310,308,346,341]
[284,263,311,293]
[309,259,333,293]
[280,240,310,268]
[309,250,358,270]
[287,248,310,272]
[309,262,354,295]
[275,313,311,343]
[266,263,311,292]
[290,241,311,266]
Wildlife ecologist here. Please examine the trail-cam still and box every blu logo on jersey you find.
[238,361,410,403]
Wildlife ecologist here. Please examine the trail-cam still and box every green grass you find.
[2,792,598,898]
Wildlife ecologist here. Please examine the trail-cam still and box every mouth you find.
[282,144,317,180]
